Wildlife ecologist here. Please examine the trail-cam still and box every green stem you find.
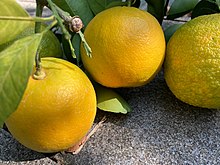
[35,51,41,74]
[34,1,44,78]
[78,31,92,58]
[43,20,58,33]
[68,39,76,58]
[35,1,44,33]
[46,0,92,58]
[0,15,54,22]
[47,0,76,58]
[33,20,57,80]
[33,52,46,80]
[127,0,132,7]
[53,4,72,22]
[47,0,71,40]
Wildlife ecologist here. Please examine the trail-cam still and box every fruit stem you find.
[33,52,46,80]
[36,0,48,7]
[46,0,76,58]
[46,0,92,58]
[32,20,57,81]
[35,0,44,33]
[33,1,46,80]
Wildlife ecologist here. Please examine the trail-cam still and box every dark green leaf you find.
[145,0,168,24]
[216,0,220,6]
[0,0,31,45]
[191,0,220,19]
[72,34,81,66]
[87,0,105,15]
[94,84,131,114]
[0,34,42,127]
[52,0,94,27]
[132,0,141,8]
[61,35,73,63]
[164,23,182,43]
[87,0,129,15]
[167,0,199,19]
[105,1,128,9]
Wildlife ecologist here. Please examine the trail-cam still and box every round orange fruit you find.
[5,57,97,153]
[164,14,220,109]
[81,6,166,88]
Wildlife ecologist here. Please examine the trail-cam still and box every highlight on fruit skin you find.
[164,14,220,109]
[81,6,166,88]
[5,57,97,153]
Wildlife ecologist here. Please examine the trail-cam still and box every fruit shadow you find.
[59,71,220,164]
[90,70,220,158]
[94,70,219,132]
[95,71,219,129]
[0,128,47,162]
[0,127,92,164]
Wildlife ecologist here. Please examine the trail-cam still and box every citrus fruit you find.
[5,57,97,153]
[164,14,220,109]
[81,6,166,88]
[36,24,63,58]
[0,23,63,58]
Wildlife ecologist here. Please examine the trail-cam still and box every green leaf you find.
[191,0,220,19]
[145,0,168,24]
[0,34,42,127]
[88,0,140,15]
[216,0,220,7]
[94,84,131,114]
[164,23,182,43]
[107,0,140,8]
[87,0,140,15]
[0,0,31,45]
[72,34,81,66]
[87,0,105,15]
[61,35,73,62]
[52,0,94,27]
[167,0,199,19]
[105,1,128,9]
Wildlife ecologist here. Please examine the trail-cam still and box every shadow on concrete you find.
[62,70,220,164]
[0,128,47,162]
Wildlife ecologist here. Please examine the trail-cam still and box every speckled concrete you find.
[1,71,220,164]
[56,71,220,165]
[1,1,220,165]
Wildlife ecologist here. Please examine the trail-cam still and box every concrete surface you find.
[1,0,220,165]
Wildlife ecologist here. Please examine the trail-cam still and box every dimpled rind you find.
[164,14,220,109]
[81,7,166,88]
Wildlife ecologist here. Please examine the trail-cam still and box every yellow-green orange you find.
[5,57,97,153]
[164,14,220,109]
[0,23,63,58]
[81,7,166,88]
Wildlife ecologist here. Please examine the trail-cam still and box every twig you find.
[66,116,107,154]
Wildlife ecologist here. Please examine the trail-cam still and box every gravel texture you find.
[1,1,220,165]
